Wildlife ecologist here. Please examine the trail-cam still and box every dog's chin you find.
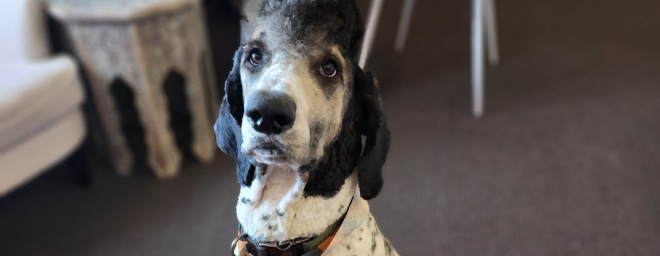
[244,143,295,166]
[242,131,311,165]
[251,148,289,165]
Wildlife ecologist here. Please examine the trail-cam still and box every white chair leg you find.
[471,0,484,117]
[484,0,499,65]
[395,0,416,52]
[359,0,384,68]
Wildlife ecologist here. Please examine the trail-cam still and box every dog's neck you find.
[236,165,357,242]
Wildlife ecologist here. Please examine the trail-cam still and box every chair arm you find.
[0,0,51,61]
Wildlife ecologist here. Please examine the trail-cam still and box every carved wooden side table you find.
[48,0,218,178]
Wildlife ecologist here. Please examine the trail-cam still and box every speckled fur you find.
[324,215,398,256]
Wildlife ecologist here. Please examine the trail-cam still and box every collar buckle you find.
[259,237,311,251]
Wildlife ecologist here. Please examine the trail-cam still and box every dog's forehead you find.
[255,0,362,59]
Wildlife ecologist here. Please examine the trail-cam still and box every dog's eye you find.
[319,60,338,77]
[249,50,263,65]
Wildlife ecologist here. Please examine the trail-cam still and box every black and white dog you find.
[215,0,398,255]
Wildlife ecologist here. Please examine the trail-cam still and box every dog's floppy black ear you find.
[226,47,245,125]
[214,46,256,187]
[215,47,244,156]
[354,66,391,200]
[215,98,256,187]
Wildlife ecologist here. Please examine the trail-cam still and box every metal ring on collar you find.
[276,241,293,251]
[230,233,248,255]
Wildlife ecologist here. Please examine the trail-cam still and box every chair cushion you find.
[0,55,84,152]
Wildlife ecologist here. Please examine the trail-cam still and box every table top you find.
[46,0,199,22]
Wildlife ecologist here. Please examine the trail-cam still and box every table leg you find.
[472,0,485,117]
[68,26,137,175]
[93,78,135,176]
[134,84,183,178]
[186,62,216,163]
[484,0,499,65]
[359,0,384,68]
[395,0,416,52]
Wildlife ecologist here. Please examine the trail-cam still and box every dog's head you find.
[215,0,389,200]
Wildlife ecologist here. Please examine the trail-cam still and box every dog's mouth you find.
[253,143,284,156]
[244,141,291,164]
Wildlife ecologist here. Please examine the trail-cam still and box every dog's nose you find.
[246,92,296,135]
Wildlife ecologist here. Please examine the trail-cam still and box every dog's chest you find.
[234,195,399,256]
[236,168,357,242]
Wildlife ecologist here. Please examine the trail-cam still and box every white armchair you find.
[0,0,87,196]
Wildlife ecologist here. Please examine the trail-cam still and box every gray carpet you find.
[2,0,660,255]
